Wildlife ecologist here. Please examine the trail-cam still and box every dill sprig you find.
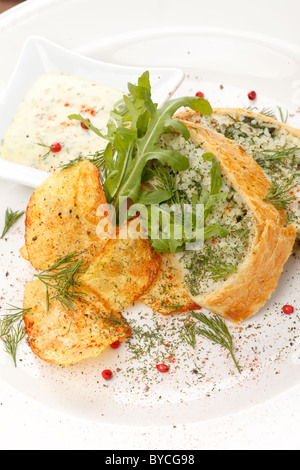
[277,106,289,123]
[264,173,297,210]
[1,305,32,331]
[34,251,88,312]
[59,150,105,171]
[206,260,238,281]
[182,320,197,349]
[0,305,31,367]
[187,253,238,283]
[256,146,300,166]
[151,162,181,204]
[3,323,26,367]
[1,208,25,239]
[191,311,241,373]
[258,107,277,119]
[245,106,277,119]
[245,105,289,123]
[36,142,52,160]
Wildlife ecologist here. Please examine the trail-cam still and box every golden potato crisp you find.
[23,279,130,365]
[81,221,161,312]
[25,160,112,270]
[141,254,200,315]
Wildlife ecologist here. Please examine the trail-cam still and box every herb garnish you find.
[245,105,289,123]
[69,72,212,204]
[34,251,88,313]
[69,72,220,253]
[3,323,26,368]
[205,259,238,281]
[0,305,31,367]
[264,173,297,210]
[59,150,106,171]
[1,208,25,239]
[182,320,197,349]
[190,312,241,373]
[256,147,300,167]
[138,152,229,253]
[277,106,289,124]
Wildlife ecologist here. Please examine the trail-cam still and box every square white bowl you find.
[0,36,184,188]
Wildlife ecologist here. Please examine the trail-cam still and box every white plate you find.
[0,36,184,188]
[0,0,300,449]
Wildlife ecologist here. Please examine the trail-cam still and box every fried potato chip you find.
[140,253,200,315]
[23,279,130,365]
[20,245,29,261]
[25,161,113,270]
[81,220,161,312]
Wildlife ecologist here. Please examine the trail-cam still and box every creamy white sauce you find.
[0,72,123,172]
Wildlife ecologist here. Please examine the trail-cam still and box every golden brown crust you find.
[215,107,300,140]
[170,117,296,323]
[23,280,130,365]
[176,108,300,233]
[19,245,29,261]
[25,160,112,271]
[140,253,200,315]
[81,220,161,312]
[214,108,300,237]
[196,222,295,323]
[175,112,287,226]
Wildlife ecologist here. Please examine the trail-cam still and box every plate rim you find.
[0,0,299,438]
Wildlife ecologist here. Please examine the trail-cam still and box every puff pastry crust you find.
[171,116,296,323]
[176,108,300,236]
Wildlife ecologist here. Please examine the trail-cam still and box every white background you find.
[0,0,300,450]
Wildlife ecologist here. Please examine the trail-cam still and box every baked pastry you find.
[176,108,300,237]
[147,120,296,323]
[140,253,200,315]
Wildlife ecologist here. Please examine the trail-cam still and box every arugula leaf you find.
[202,152,223,195]
[109,95,212,206]
[203,224,229,240]
[69,71,231,254]
[69,71,212,211]
[136,190,173,205]
[68,115,106,139]
[123,143,229,253]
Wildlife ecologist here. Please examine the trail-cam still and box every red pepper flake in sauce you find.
[102,369,113,380]
[156,364,170,373]
[282,305,294,315]
[110,340,121,349]
[168,355,176,363]
[80,105,96,117]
